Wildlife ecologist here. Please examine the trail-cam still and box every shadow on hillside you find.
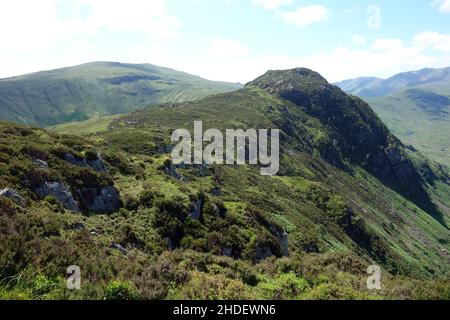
[369,168,448,229]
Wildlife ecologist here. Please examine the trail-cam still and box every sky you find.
[0,0,450,83]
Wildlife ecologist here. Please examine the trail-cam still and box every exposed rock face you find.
[164,162,185,181]
[70,222,86,231]
[88,154,109,173]
[166,238,175,251]
[111,242,128,255]
[276,232,289,257]
[189,199,203,220]
[78,186,121,213]
[211,187,221,196]
[371,146,424,196]
[35,182,79,212]
[268,226,289,257]
[65,153,108,173]
[248,68,426,198]
[0,188,26,207]
[255,246,273,261]
[158,145,173,154]
[211,203,227,218]
[65,153,87,168]
[222,247,233,257]
[33,159,48,169]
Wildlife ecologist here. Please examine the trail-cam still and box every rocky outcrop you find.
[77,186,121,213]
[249,68,427,198]
[88,154,109,173]
[166,238,175,251]
[267,226,289,257]
[164,162,185,181]
[35,182,80,212]
[189,199,203,220]
[211,203,227,218]
[0,188,26,207]
[65,153,108,173]
[111,242,128,255]
[255,246,273,261]
[158,145,173,154]
[70,222,86,231]
[276,231,289,257]
[33,159,48,169]
[211,187,221,196]
[65,153,87,168]
[371,146,424,196]
[222,247,233,257]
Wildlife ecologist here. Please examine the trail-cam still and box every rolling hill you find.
[335,67,450,166]
[0,62,242,127]
[1,68,449,300]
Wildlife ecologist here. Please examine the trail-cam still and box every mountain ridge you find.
[0,61,242,127]
[335,66,450,98]
[336,66,450,167]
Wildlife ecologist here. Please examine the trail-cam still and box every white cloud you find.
[432,0,450,13]
[0,51,33,78]
[75,0,179,38]
[176,32,450,84]
[372,38,404,51]
[413,31,450,51]
[252,0,294,11]
[0,0,179,53]
[280,5,329,28]
[0,0,180,78]
[0,0,68,51]
[209,38,250,57]
[352,34,367,45]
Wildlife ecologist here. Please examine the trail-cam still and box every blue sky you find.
[0,0,449,82]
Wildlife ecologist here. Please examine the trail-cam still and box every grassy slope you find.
[106,86,450,276]
[335,67,450,167]
[50,115,120,135]
[1,71,449,300]
[368,86,450,166]
[0,62,242,127]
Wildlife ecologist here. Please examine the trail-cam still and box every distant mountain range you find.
[336,67,450,166]
[0,62,242,127]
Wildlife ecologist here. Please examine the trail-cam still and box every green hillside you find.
[1,68,449,300]
[336,67,450,167]
[0,62,242,127]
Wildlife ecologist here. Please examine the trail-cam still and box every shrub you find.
[139,189,162,208]
[304,283,374,300]
[259,272,309,300]
[84,149,98,161]
[169,272,251,300]
[123,194,139,211]
[44,195,58,205]
[103,280,138,300]
[0,197,18,216]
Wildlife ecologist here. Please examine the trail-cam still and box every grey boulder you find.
[33,159,49,169]
[78,186,121,213]
[0,188,26,207]
[35,182,80,212]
